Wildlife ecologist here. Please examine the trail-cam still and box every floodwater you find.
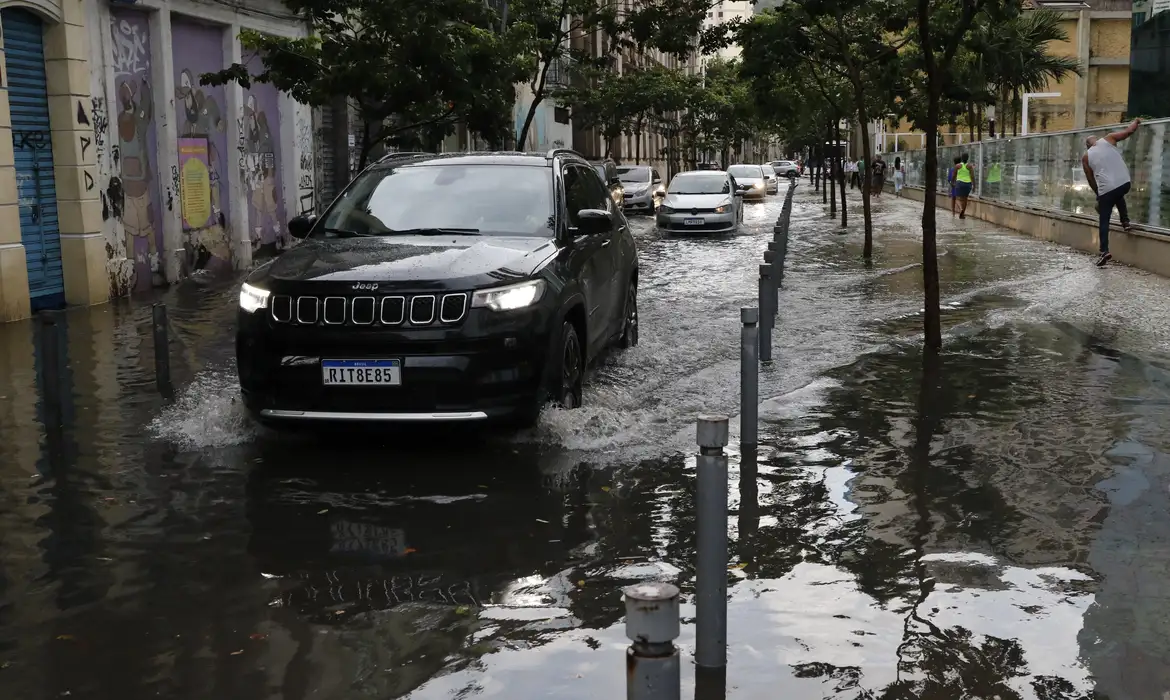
[2,183,1170,699]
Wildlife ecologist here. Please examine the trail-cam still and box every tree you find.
[201,0,524,170]
[740,0,909,259]
[902,0,1017,352]
[506,0,719,150]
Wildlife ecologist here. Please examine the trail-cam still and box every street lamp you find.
[1021,92,1060,136]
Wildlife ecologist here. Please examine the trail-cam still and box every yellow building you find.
[871,0,1133,155]
[0,0,105,322]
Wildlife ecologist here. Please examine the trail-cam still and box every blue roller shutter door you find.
[3,8,64,310]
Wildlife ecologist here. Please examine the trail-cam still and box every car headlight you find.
[658,205,674,214]
[752,182,763,189]
[471,279,546,312]
[714,204,729,213]
[239,282,271,313]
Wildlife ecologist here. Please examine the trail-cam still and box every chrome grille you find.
[410,295,436,325]
[270,292,468,327]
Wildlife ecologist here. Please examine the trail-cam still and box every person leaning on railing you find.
[1082,118,1141,268]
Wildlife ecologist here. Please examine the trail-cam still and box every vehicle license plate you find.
[322,359,401,386]
[684,218,704,225]
[330,520,406,557]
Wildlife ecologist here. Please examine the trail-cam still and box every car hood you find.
[623,181,651,192]
[664,193,733,210]
[250,235,557,291]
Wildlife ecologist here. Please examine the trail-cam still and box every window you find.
[564,165,609,228]
[554,106,570,124]
[668,173,731,194]
[318,163,555,237]
[652,169,661,183]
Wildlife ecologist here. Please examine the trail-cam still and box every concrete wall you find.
[897,184,1170,278]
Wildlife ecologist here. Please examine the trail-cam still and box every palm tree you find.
[984,8,1083,136]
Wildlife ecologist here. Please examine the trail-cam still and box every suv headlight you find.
[239,282,270,313]
[471,279,546,312]
[658,205,674,214]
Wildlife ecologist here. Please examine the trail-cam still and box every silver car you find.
[617,165,665,213]
[656,171,744,235]
[727,164,768,200]
[761,164,779,194]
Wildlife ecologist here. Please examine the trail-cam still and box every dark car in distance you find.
[590,159,625,208]
[236,149,639,427]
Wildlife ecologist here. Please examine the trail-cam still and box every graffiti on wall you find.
[295,107,315,215]
[110,11,164,291]
[242,53,287,254]
[172,19,231,272]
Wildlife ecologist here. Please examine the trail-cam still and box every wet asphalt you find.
[3,182,1170,698]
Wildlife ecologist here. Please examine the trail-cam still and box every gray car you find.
[618,165,665,213]
[656,170,744,235]
[727,164,768,200]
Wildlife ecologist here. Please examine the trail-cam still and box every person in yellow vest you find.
[954,153,975,219]
[985,161,1002,199]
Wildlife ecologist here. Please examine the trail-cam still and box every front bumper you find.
[656,210,737,234]
[236,306,552,424]
[623,189,660,212]
[742,187,767,200]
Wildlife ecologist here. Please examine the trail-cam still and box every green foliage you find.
[200,0,526,167]
[506,0,720,148]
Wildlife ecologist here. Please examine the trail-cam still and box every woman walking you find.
[954,153,974,219]
[893,156,904,196]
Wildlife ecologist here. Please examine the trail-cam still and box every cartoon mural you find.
[172,19,231,272]
[109,10,163,291]
[241,54,287,255]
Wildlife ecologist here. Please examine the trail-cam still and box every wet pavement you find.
[3,185,1170,698]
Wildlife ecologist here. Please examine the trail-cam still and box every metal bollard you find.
[758,265,773,364]
[37,311,63,431]
[625,582,681,700]
[740,308,758,450]
[695,415,730,670]
[151,303,174,400]
[767,240,785,294]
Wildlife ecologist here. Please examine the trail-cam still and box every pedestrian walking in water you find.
[954,153,974,219]
[946,156,961,217]
[871,156,887,197]
[1083,118,1140,267]
[893,156,904,196]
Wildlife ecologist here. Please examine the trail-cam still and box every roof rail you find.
[545,147,585,160]
[374,151,434,164]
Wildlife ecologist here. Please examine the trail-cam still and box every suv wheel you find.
[618,280,638,348]
[553,321,584,409]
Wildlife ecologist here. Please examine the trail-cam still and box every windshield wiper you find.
[322,227,377,238]
[383,227,481,236]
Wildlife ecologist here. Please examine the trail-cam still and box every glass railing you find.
[895,118,1170,232]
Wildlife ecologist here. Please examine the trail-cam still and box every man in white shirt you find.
[1083,118,1141,267]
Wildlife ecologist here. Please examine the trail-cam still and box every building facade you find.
[1130,0,1170,118]
[0,0,324,323]
[703,0,752,61]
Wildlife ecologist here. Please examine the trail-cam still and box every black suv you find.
[236,150,639,427]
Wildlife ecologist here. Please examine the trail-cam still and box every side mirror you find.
[653,178,663,185]
[733,190,745,198]
[288,213,317,239]
[576,208,613,235]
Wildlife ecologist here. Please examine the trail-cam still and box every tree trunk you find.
[856,103,874,260]
[917,0,942,352]
[827,119,834,212]
[836,118,847,228]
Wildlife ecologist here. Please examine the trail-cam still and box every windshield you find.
[318,164,554,237]
[617,166,651,183]
[728,165,763,179]
[668,173,730,195]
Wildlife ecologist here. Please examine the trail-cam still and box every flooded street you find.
[4,184,1170,699]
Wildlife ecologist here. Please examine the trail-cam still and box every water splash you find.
[149,367,257,449]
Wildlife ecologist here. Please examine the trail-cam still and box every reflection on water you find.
[2,190,1170,697]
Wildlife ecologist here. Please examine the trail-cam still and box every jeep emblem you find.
[352,282,379,291]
